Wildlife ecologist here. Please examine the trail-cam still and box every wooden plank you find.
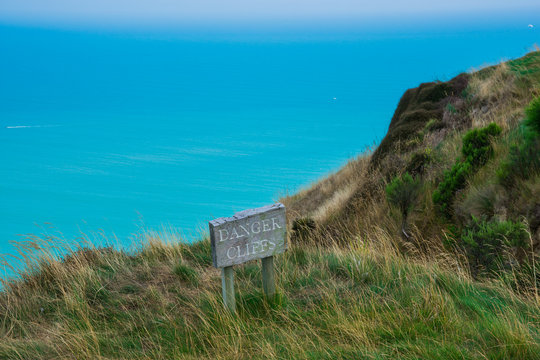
[261,256,275,299]
[221,266,236,313]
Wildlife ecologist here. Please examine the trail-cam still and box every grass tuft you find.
[173,262,200,286]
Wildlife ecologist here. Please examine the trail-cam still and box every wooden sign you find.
[210,203,287,268]
[209,203,287,312]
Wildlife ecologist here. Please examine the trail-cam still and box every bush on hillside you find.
[433,123,501,217]
[498,97,540,187]
[497,139,540,187]
[461,123,502,167]
[386,173,421,217]
[460,217,529,276]
[525,95,540,134]
[433,161,472,216]
[386,172,421,238]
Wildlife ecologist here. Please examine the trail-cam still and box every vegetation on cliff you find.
[285,51,540,291]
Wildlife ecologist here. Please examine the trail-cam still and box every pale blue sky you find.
[1,0,540,26]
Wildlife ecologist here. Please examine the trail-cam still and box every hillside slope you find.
[1,51,540,359]
[283,51,540,258]
[1,239,539,359]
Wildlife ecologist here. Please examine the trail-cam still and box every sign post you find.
[209,203,287,312]
[261,256,276,299]
[221,266,236,313]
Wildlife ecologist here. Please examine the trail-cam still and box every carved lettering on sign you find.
[209,203,287,268]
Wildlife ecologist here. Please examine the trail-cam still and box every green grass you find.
[174,262,200,286]
[1,237,539,359]
[508,51,540,83]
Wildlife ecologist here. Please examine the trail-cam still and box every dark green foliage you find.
[386,172,422,238]
[461,123,502,167]
[498,98,540,187]
[525,95,540,134]
[236,289,286,317]
[460,217,529,275]
[326,253,350,279]
[433,161,472,216]
[236,263,259,281]
[326,253,369,282]
[497,139,540,187]
[385,173,421,218]
[173,263,199,286]
[433,123,501,216]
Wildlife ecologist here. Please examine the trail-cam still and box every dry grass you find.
[1,231,539,359]
[468,52,540,130]
[281,153,371,223]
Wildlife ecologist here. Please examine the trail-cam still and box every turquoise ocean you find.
[1,16,539,267]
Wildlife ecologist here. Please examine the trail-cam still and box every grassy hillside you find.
[2,51,540,359]
[1,237,539,359]
[284,51,540,274]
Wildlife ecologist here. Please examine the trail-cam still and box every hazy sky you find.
[1,0,540,25]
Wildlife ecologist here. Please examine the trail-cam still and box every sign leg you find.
[261,256,276,299]
[221,266,236,313]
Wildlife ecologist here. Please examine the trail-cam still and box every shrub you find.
[386,172,421,238]
[386,172,421,218]
[461,122,502,167]
[433,161,472,216]
[460,217,529,276]
[525,95,540,134]
[498,97,540,187]
[433,123,501,217]
[497,139,540,187]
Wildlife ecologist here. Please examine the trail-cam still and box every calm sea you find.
[1,18,538,264]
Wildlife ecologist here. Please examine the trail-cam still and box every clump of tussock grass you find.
[174,262,200,286]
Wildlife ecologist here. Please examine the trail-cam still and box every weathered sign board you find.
[210,203,287,268]
[209,203,287,312]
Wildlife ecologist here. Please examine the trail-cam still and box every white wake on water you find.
[5,125,59,129]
